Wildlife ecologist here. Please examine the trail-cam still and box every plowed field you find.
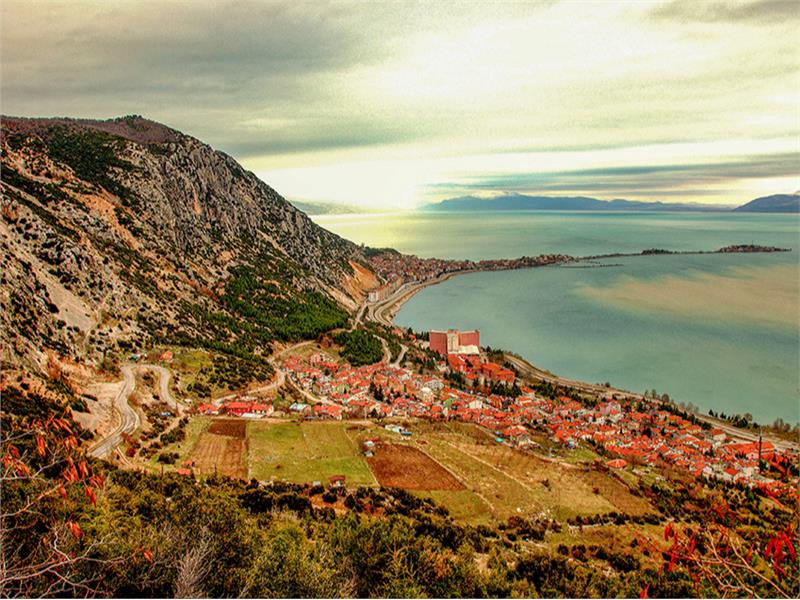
[208,419,246,438]
[366,443,464,490]
[191,419,247,478]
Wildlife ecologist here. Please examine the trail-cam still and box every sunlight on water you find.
[580,264,800,331]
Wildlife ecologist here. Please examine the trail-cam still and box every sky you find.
[2,0,799,210]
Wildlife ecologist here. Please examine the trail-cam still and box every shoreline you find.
[368,244,792,326]
[364,252,799,450]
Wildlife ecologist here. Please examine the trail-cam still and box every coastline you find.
[364,255,799,451]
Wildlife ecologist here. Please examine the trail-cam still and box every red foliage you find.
[84,485,96,507]
[67,521,84,540]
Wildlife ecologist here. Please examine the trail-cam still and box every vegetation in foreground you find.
[2,382,797,598]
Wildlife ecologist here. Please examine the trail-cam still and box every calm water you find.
[316,211,800,424]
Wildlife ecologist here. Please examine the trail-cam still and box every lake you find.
[315,211,800,425]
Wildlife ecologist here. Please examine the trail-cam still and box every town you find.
[365,250,576,302]
[204,326,798,503]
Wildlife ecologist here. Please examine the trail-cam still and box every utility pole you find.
[757,430,763,472]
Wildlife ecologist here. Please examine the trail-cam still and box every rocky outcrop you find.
[0,115,370,375]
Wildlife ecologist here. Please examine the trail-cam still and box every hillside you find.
[733,193,800,213]
[426,193,731,212]
[0,115,375,379]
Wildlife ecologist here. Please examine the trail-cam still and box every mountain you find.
[733,193,800,213]
[289,199,364,215]
[425,194,731,212]
[0,115,376,376]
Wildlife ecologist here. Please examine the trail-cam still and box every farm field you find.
[366,442,464,490]
[404,422,656,523]
[416,490,493,525]
[150,417,656,528]
[248,420,377,486]
[190,419,247,478]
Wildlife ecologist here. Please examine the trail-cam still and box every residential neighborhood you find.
[209,331,798,504]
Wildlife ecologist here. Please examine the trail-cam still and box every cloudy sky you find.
[2,0,798,209]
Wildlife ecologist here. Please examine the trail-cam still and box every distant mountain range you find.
[424,193,800,213]
[290,199,365,215]
[733,193,800,213]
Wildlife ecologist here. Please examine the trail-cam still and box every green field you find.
[247,421,377,486]
[417,490,493,525]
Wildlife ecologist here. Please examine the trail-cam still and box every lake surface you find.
[316,211,800,424]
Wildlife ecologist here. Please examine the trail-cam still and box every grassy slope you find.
[143,416,210,471]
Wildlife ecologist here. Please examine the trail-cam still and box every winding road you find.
[88,365,139,459]
[88,364,182,459]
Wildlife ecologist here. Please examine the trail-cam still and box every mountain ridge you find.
[733,193,800,213]
[424,192,798,213]
[0,115,375,379]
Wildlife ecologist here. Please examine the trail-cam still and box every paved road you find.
[390,343,408,368]
[213,362,286,407]
[377,335,391,363]
[351,302,366,330]
[140,364,185,408]
[88,366,139,459]
[213,341,318,406]
[88,364,185,459]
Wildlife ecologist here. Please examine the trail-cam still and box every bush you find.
[156,451,179,464]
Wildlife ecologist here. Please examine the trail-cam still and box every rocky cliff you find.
[0,115,373,377]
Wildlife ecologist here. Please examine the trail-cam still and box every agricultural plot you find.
[160,416,653,526]
[190,418,247,479]
[248,421,377,486]
[423,437,537,522]
[454,442,616,519]
[366,443,464,490]
[416,490,493,525]
[414,424,655,523]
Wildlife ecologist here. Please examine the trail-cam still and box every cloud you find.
[651,0,800,24]
[426,153,800,200]
[2,0,798,207]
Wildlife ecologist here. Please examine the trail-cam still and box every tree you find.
[642,518,798,598]
[1,387,122,596]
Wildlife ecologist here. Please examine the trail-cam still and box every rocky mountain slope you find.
[0,115,375,379]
